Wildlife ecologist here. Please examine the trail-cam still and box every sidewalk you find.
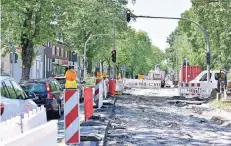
[58,99,116,146]
[202,104,231,121]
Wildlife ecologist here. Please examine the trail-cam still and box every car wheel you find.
[54,103,61,119]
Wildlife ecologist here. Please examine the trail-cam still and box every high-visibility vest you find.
[65,69,77,88]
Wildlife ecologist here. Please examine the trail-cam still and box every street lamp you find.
[83,34,111,82]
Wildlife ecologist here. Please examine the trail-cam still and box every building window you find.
[54,46,57,55]
[61,48,64,57]
[59,47,62,57]
[65,51,68,58]
[56,47,59,56]
[52,46,55,55]
[47,57,49,71]
[50,58,52,71]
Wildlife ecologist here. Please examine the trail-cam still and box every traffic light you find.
[126,9,131,22]
[111,50,116,63]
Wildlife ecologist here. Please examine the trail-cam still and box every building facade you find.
[44,40,78,78]
[1,46,45,82]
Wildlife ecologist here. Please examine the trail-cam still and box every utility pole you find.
[113,15,116,79]
[185,58,188,83]
[127,13,211,83]
[10,44,16,78]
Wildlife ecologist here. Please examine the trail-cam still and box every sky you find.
[127,0,192,51]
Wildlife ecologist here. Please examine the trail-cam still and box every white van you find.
[189,70,225,89]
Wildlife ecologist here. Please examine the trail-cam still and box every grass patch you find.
[209,99,231,112]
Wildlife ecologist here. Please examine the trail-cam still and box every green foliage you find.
[2,0,164,79]
[165,0,231,71]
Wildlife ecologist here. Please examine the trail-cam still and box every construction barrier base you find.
[116,91,122,95]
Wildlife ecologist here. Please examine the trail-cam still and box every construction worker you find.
[65,66,77,89]
[218,72,226,94]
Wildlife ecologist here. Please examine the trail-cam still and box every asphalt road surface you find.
[106,88,231,146]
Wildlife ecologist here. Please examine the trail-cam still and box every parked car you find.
[0,76,38,121]
[1,72,10,77]
[54,76,84,102]
[19,78,64,118]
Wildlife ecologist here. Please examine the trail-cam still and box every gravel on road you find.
[106,89,231,146]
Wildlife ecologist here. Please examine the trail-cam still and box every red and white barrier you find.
[103,79,109,98]
[64,89,80,145]
[109,80,116,96]
[124,79,161,89]
[94,80,103,108]
[116,79,124,92]
[179,82,213,98]
[84,87,94,121]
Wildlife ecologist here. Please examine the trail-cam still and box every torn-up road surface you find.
[106,89,231,146]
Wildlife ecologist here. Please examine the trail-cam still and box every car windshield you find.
[194,72,206,81]
[55,78,66,84]
[22,83,46,93]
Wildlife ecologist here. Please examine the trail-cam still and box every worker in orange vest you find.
[65,66,77,89]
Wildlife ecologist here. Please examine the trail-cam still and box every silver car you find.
[0,76,38,121]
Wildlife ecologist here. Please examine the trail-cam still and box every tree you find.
[165,0,231,71]
[1,0,71,79]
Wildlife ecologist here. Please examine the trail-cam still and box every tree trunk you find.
[87,60,92,75]
[101,61,105,73]
[21,39,34,80]
[21,8,34,80]
[131,69,134,79]
[108,65,111,78]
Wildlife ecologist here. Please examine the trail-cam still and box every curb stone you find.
[58,97,116,146]
[103,96,117,146]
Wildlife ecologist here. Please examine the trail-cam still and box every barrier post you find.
[109,79,116,96]
[84,87,94,121]
[64,89,80,145]
[94,79,101,106]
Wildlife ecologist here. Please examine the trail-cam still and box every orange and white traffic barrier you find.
[103,79,109,98]
[179,82,212,98]
[64,89,80,144]
[94,79,103,108]
[84,87,94,121]
[116,79,124,93]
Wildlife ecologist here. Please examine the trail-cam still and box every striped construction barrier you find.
[64,89,80,145]
[124,79,161,89]
[179,82,213,98]
[103,79,109,98]
[84,87,94,121]
[109,80,116,96]
[116,79,124,95]
[94,79,103,108]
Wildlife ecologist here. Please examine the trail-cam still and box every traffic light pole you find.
[131,15,211,83]
[112,15,116,79]
[83,34,110,82]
